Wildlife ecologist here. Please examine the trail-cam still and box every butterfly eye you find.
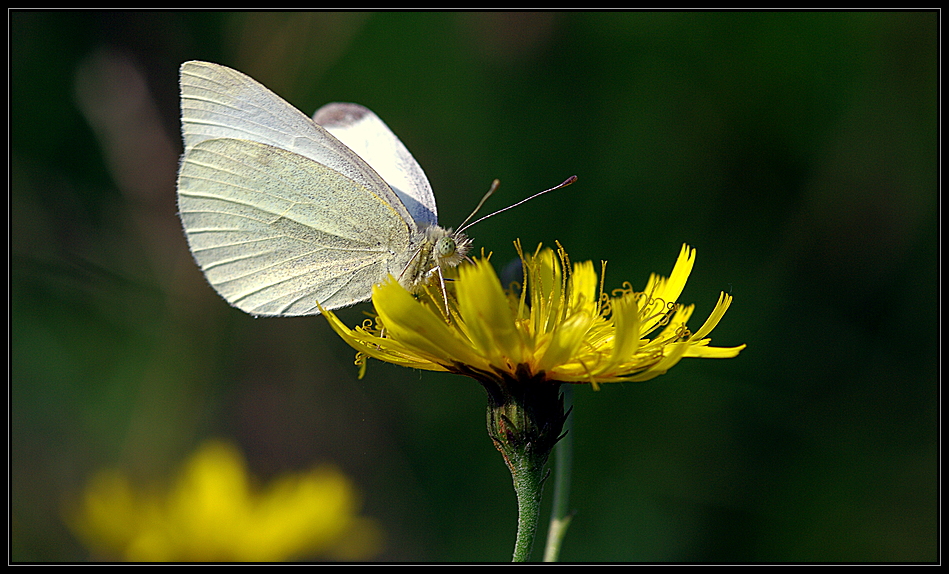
[435,236,456,259]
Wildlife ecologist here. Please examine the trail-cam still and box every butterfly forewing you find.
[179,61,415,230]
[314,103,438,227]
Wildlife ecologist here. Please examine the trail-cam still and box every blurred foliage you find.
[11,11,937,562]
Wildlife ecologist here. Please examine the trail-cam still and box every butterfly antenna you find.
[458,176,577,234]
[455,179,501,232]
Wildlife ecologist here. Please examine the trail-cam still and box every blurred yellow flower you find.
[66,440,382,562]
[323,242,745,388]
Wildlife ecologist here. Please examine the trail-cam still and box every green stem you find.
[511,452,545,562]
[543,384,574,562]
[473,368,567,563]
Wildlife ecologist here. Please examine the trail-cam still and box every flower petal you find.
[456,259,526,366]
[538,310,594,372]
[373,279,488,370]
[609,291,641,364]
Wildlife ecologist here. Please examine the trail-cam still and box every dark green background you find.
[11,11,937,562]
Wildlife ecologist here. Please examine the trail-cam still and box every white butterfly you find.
[176,61,470,317]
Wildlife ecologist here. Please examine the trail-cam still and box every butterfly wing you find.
[177,137,415,317]
[314,103,438,228]
[179,61,416,230]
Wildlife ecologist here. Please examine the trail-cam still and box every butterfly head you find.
[432,227,471,268]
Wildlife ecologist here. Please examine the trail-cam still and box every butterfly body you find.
[176,61,468,317]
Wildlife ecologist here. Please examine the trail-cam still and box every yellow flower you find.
[323,242,745,389]
[66,440,382,562]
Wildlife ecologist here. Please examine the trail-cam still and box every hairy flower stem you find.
[473,365,568,562]
[510,448,545,562]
